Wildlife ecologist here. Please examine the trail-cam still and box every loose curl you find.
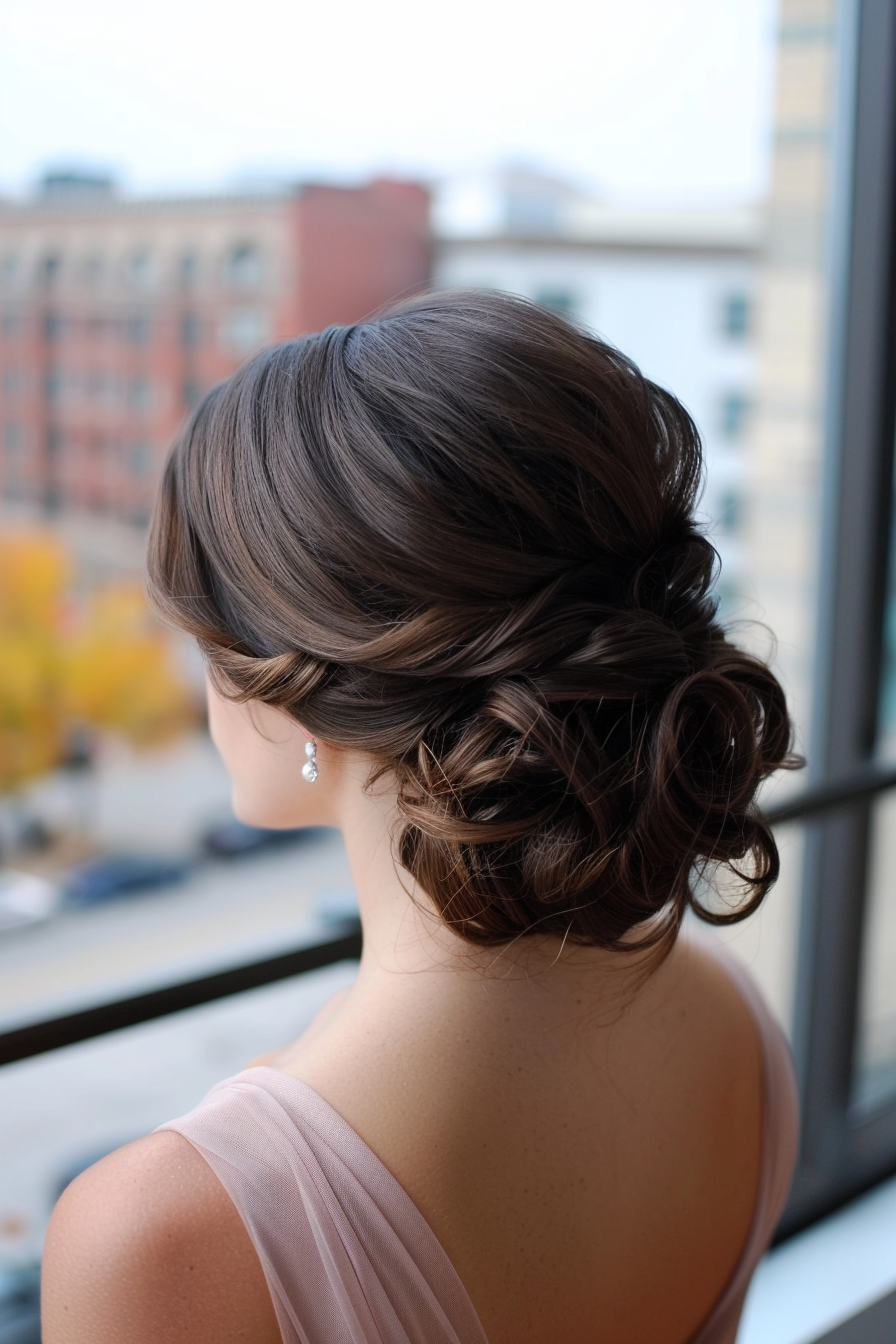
[147,288,800,955]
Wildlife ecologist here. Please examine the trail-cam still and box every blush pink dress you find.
[156,943,798,1344]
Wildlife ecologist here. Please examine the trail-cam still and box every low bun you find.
[389,580,794,951]
[148,288,800,953]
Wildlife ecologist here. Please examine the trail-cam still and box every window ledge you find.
[738,1173,896,1343]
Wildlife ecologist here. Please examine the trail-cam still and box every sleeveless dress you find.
[156,941,799,1344]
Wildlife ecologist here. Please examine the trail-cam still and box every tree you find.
[0,532,197,795]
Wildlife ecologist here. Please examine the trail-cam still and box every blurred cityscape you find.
[0,0,843,1054]
[0,160,764,865]
[14,4,896,1333]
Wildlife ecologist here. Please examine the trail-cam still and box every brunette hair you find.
[147,288,798,952]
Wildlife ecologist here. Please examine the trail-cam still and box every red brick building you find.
[0,176,430,528]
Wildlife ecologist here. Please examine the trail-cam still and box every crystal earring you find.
[301,739,319,783]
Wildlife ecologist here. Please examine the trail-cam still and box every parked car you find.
[0,1262,40,1344]
[201,818,331,858]
[62,854,192,907]
[0,870,62,932]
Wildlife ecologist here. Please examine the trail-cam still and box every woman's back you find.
[149,931,795,1344]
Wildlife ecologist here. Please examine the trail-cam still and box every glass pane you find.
[0,808,355,1027]
[0,0,837,1196]
[700,821,804,1038]
[854,791,896,1112]
[739,1,837,758]
[0,962,358,1281]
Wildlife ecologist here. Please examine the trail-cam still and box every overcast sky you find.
[1,0,779,203]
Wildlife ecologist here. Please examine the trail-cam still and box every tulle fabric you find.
[156,940,797,1344]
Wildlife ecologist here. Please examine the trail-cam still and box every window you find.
[128,250,155,289]
[7,0,896,1300]
[3,367,21,397]
[43,311,65,344]
[180,311,202,349]
[182,379,202,411]
[4,421,24,453]
[179,251,199,286]
[717,488,743,534]
[721,291,750,339]
[1,309,22,338]
[129,442,154,479]
[127,315,152,347]
[2,423,27,501]
[227,243,263,290]
[129,376,153,414]
[220,309,269,353]
[720,391,750,439]
[40,254,61,286]
[1,254,22,290]
[532,288,577,316]
[83,253,104,287]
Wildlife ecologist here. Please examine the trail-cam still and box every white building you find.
[433,167,759,611]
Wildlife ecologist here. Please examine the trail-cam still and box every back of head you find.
[147,288,797,952]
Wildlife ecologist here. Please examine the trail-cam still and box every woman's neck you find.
[331,760,662,1028]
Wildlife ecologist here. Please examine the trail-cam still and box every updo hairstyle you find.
[147,288,798,953]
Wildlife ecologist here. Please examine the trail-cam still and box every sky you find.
[1,0,779,204]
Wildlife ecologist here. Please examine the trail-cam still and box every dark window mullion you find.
[792,0,896,1229]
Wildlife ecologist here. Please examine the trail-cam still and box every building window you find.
[4,421,24,453]
[129,376,153,414]
[127,315,152,347]
[43,311,65,344]
[45,370,62,404]
[1,255,21,290]
[3,367,21,397]
[720,392,750,439]
[1,310,22,338]
[533,288,577,317]
[40,254,62,286]
[179,312,202,349]
[227,243,263,290]
[182,380,202,411]
[220,309,269,353]
[721,291,751,339]
[129,442,154,479]
[179,251,199,287]
[128,250,155,289]
[83,253,105,287]
[717,488,743,534]
[105,372,124,407]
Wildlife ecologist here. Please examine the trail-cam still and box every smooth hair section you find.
[147,289,799,952]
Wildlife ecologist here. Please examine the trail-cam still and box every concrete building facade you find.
[434,172,759,608]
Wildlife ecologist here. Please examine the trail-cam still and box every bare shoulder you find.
[42,1129,282,1344]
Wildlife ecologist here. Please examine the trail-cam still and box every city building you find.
[0,173,430,563]
[434,165,759,607]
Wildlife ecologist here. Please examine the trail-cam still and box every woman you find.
[42,289,799,1344]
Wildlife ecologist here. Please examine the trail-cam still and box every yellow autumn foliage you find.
[0,532,197,793]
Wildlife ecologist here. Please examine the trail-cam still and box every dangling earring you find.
[302,739,319,783]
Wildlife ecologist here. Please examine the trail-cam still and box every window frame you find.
[4,0,896,1249]
[778,0,896,1238]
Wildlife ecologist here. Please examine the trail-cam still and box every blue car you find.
[201,818,331,858]
[63,854,192,907]
[0,1261,40,1344]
